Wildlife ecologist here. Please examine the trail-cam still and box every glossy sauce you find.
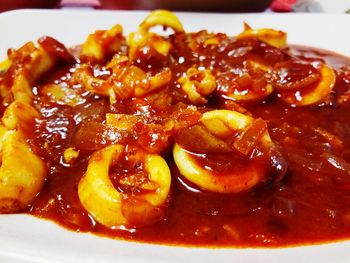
[14,33,350,247]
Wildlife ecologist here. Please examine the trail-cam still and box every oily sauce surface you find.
[19,34,350,247]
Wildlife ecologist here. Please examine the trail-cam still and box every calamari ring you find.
[127,10,184,61]
[0,101,46,213]
[225,83,273,102]
[81,24,124,61]
[0,129,46,213]
[0,59,11,72]
[178,67,216,105]
[220,60,273,102]
[278,63,336,106]
[78,144,171,228]
[237,23,287,49]
[139,10,184,33]
[1,39,70,105]
[173,110,271,193]
[72,60,171,104]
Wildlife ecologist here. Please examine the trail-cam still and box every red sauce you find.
[3,29,350,247]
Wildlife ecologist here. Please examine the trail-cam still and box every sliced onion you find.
[72,121,131,151]
[233,118,267,156]
[321,152,350,186]
[268,144,288,181]
[174,124,232,153]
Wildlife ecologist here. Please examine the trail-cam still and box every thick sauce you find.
[2,25,350,247]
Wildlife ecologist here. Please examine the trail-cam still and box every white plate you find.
[0,9,350,263]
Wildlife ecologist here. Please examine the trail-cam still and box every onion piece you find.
[233,118,267,156]
[72,121,130,151]
[321,152,350,186]
[174,124,232,153]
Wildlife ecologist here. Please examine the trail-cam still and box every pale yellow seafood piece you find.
[73,56,171,103]
[237,23,287,49]
[221,60,273,102]
[203,37,220,47]
[226,83,273,102]
[8,70,33,105]
[0,41,57,105]
[8,41,55,81]
[0,59,11,71]
[134,68,172,97]
[173,109,271,193]
[178,67,216,105]
[81,24,124,61]
[279,63,336,106]
[127,10,184,61]
[139,10,184,33]
[0,130,46,213]
[186,31,227,51]
[0,43,50,212]
[128,31,172,60]
[63,147,80,164]
[14,42,55,80]
[78,144,171,228]
[2,101,39,131]
[0,101,47,213]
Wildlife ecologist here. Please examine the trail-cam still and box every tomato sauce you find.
[3,29,350,247]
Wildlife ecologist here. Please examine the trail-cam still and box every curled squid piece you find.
[8,41,53,80]
[0,37,74,105]
[134,67,172,97]
[187,31,228,51]
[127,10,184,61]
[0,130,46,213]
[4,67,33,105]
[139,10,184,32]
[220,60,273,102]
[71,65,113,100]
[237,23,287,49]
[10,37,74,81]
[0,59,11,72]
[178,67,216,105]
[78,144,171,228]
[0,102,46,213]
[277,63,336,106]
[72,55,171,103]
[2,101,39,132]
[173,110,274,193]
[0,42,51,104]
[80,24,124,61]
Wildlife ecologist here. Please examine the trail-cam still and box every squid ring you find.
[178,67,216,105]
[0,129,46,213]
[78,144,171,228]
[278,63,336,106]
[0,102,46,213]
[225,83,273,102]
[127,10,184,61]
[173,110,271,193]
[237,23,287,49]
[219,60,274,102]
[140,10,184,33]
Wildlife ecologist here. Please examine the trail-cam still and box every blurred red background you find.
[0,0,279,13]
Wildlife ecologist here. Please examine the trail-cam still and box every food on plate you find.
[174,109,277,193]
[0,10,350,247]
[78,144,171,228]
